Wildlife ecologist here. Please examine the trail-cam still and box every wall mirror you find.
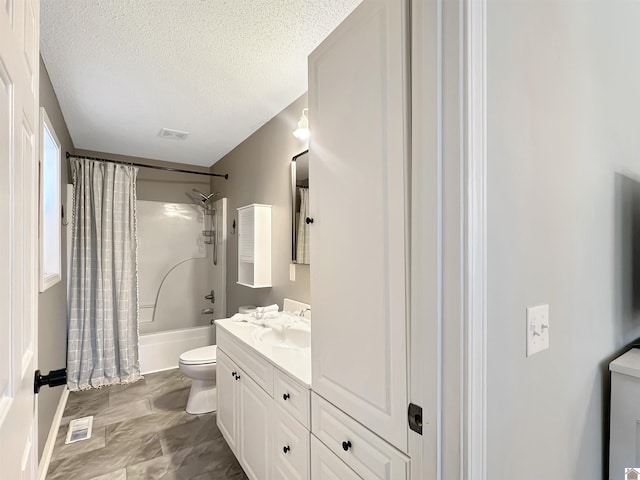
[291,150,310,265]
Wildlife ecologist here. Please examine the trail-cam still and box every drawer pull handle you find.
[283,445,290,454]
[283,393,290,401]
[342,440,352,451]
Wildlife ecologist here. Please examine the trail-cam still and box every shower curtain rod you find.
[66,152,229,179]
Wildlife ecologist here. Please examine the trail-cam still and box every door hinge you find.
[408,403,423,435]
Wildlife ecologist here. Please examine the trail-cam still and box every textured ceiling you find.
[40,1,361,167]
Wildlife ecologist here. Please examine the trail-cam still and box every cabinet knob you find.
[342,440,352,451]
[283,445,290,454]
[231,371,236,378]
[305,217,314,224]
[235,374,240,380]
[283,393,290,401]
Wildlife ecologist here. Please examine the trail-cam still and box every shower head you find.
[192,188,219,203]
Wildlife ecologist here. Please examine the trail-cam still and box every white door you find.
[238,371,273,480]
[0,0,40,478]
[308,0,409,452]
[217,350,239,454]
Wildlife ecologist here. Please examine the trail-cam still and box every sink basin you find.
[252,325,311,349]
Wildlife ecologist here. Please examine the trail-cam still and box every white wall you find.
[487,1,640,478]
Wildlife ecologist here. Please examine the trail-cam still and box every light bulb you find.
[293,108,309,140]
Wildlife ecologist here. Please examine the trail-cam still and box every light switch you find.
[526,304,549,357]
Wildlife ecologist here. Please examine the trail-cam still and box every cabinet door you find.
[308,0,409,452]
[274,404,310,480]
[238,371,273,480]
[217,349,239,454]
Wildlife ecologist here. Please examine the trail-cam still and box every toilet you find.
[178,345,217,414]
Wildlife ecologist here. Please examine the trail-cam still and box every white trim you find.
[465,0,487,479]
[37,388,69,480]
[39,107,62,292]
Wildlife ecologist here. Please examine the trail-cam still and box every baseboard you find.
[38,387,69,480]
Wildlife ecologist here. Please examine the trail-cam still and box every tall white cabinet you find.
[309,0,410,457]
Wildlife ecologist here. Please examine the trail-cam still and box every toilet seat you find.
[179,345,217,365]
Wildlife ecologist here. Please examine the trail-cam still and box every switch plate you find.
[289,263,296,281]
[526,304,549,357]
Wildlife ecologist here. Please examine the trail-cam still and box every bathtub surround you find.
[47,369,246,479]
[68,158,141,390]
[210,93,310,314]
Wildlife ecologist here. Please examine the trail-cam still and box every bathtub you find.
[139,324,215,374]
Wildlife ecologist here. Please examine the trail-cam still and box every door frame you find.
[409,0,487,478]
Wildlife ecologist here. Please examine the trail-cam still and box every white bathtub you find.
[139,324,215,374]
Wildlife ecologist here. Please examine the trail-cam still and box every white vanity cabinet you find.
[237,204,272,288]
[216,321,311,480]
[217,349,273,480]
[308,0,410,454]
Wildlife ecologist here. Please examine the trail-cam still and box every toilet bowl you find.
[178,345,217,414]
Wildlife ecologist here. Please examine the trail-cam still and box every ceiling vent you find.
[158,128,189,140]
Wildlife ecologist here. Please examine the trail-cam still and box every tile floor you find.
[47,369,248,480]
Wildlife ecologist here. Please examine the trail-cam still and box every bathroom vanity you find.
[215,316,312,479]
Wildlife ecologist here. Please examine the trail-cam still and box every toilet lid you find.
[179,345,217,365]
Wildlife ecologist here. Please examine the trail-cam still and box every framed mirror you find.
[291,150,310,264]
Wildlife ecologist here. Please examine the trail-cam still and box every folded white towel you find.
[256,304,278,314]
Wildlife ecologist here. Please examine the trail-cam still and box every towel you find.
[255,304,279,318]
[230,311,299,332]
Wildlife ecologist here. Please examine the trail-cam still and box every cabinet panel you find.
[309,0,409,452]
[274,403,310,480]
[274,368,311,429]
[312,393,409,480]
[239,371,273,480]
[216,349,238,454]
[311,435,363,480]
[218,327,274,396]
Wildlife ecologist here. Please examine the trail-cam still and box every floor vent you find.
[65,416,94,444]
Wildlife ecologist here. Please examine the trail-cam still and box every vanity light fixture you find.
[293,108,310,140]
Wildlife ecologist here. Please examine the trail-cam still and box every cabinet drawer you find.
[274,368,311,428]
[274,404,310,480]
[218,327,274,395]
[311,435,363,480]
[311,393,409,480]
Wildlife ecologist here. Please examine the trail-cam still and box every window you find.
[39,108,61,292]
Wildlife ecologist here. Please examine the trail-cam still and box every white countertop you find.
[610,348,640,379]
[215,318,312,388]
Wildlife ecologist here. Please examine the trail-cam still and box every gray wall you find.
[210,93,310,315]
[487,1,640,478]
[37,58,73,461]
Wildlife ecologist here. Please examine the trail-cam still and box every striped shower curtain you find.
[67,158,141,391]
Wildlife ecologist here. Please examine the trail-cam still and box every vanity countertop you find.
[215,318,311,388]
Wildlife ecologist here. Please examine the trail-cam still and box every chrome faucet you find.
[299,307,311,318]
